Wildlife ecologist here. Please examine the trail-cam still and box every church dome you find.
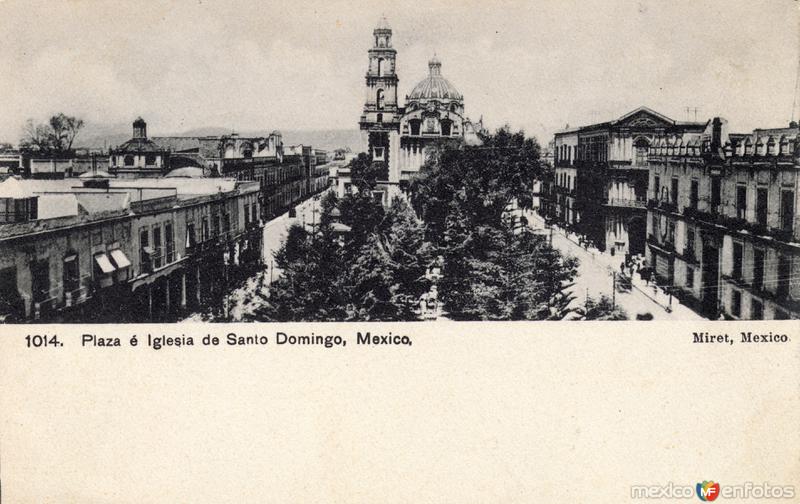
[407,58,463,102]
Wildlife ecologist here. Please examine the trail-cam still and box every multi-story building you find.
[222,155,308,220]
[551,127,579,227]
[646,118,799,319]
[311,149,330,194]
[108,117,286,177]
[545,107,706,258]
[158,129,324,220]
[0,175,262,322]
[314,149,329,166]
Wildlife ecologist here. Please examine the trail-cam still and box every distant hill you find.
[280,129,363,152]
[75,122,363,153]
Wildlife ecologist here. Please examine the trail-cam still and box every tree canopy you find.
[255,127,581,322]
[255,157,432,322]
[408,128,578,320]
[20,113,85,155]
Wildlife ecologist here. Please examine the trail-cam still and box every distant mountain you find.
[281,129,363,152]
[74,121,132,151]
[75,122,363,153]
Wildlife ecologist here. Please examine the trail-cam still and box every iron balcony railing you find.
[604,198,647,209]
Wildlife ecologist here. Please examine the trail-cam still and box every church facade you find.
[356,17,483,202]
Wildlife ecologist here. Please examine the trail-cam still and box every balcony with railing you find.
[647,199,678,214]
[681,206,798,243]
[604,197,646,209]
[606,160,650,171]
[647,233,675,255]
[64,273,92,308]
[32,286,60,320]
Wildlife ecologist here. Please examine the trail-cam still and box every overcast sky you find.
[0,0,798,145]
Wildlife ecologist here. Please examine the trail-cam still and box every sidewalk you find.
[526,211,704,320]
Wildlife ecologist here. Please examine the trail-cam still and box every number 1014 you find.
[26,334,61,348]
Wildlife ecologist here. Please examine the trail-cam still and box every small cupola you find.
[132,117,147,139]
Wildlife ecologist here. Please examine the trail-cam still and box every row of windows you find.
[555,137,651,164]
[0,197,37,223]
[227,163,305,187]
[555,145,576,164]
[651,136,795,158]
[0,243,133,311]
[139,221,175,272]
[557,172,574,190]
[730,242,793,298]
[654,174,795,232]
[112,154,159,167]
[729,289,791,319]
[662,217,794,301]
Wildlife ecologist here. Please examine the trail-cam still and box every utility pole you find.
[667,287,673,312]
[611,272,616,309]
[791,56,799,123]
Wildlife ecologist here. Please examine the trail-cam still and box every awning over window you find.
[94,253,116,274]
[109,249,131,269]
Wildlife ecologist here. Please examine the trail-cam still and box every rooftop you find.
[407,57,463,102]
[113,137,167,154]
[0,176,259,240]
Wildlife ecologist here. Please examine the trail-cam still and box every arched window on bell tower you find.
[377,89,385,110]
[377,58,383,76]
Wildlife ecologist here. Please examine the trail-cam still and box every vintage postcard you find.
[0,0,798,502]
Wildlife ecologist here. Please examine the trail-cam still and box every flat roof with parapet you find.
[0,176,259,240]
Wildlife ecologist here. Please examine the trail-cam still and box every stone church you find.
[356,17,484,202]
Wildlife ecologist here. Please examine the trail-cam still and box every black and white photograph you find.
[0,1,798,323]
[0,2,798,503]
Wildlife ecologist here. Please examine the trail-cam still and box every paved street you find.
[184,191,329,321]
[262,190,328,283]
[527,211,704,320]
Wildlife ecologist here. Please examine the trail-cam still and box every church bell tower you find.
[359,16,400,175]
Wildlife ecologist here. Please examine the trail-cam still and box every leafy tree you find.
[256,206,350,321]
[19,113,84,155]
[20,119,52,153]
[410,128,543,246]
[410,128,578,320]
[440,220,577,320]
[575,294,628,321]
[49,113,85,151]
[254,191,432,321]
[348,198,432,320]
[338,153,386,257]
[348,152,382,191]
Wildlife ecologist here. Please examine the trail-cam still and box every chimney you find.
[711,117,722,151]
